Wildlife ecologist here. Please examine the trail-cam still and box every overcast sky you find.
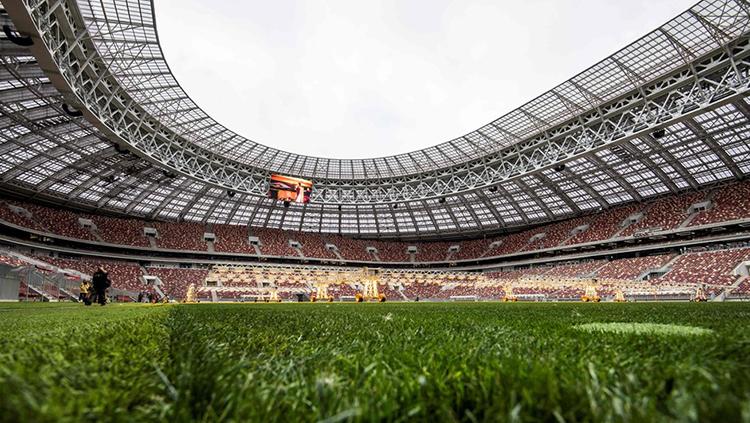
[155,0,695,159]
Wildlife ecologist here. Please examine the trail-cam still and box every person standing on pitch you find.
[92,266,111,306]
[79,278,93,306]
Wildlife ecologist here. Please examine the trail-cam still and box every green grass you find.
[0,302,749,422]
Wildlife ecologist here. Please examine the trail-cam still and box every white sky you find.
[155,0,695,159]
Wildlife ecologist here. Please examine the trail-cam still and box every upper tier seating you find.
[0,201,48,232]
[691,181,750,226]
[22,202,96,241]
[565,204,640,245]
[154,222,207,251]
[452,237,498,261]
[213,224,255,254]
[252,228,298,256]
[414,241,454,262]
[620,192,703,236]
[494,231,536,255]
[364,240,408,262]
[3,181,750,263]
[325,235,371,261]
[89,215,149,247]
[295,232,338,260]
[521,217,590,251]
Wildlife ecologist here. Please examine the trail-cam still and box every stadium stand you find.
[213,224,255,254]
[521,217,590,251]
[565,204,640,245]
[414,241,454,262]
[658,247,750,287]
[6,239,748,302]
[0,201,48,232]
[22,202,96,241]
[3,181,750,266]
[595,255,673,280]
[325,235,371,261]
[1,0,749,310]
[145,267,209,300]
[153,222,207,251]
[691,181,750,226]
[34,256,144,292]
[252,228,298,257]
[0,253,25,268]
[295,232,339,260]
[543,260,605,277]
[491,231,533,255]
[89,215,149,247]
[731,278,750,296]
[451,237,499,261]
[620,192,704,236]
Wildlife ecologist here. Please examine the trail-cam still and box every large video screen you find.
[268,174,313,203]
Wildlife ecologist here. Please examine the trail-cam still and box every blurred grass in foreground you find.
[0,302,748,422]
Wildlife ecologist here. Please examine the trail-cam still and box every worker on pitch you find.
[91,266,112,306]
[79,278,93,306]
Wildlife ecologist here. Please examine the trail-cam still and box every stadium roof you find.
[1,0,750,237]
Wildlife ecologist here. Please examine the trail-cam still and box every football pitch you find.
[0,302,748,422]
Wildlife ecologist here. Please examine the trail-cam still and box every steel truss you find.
[4,0,750,205]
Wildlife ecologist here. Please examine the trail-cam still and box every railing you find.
[18,266,135,302]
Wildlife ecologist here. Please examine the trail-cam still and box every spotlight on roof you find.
[164,171,177,179]
[489,186,498,193]
[283,201,291,208]
[2,25,33,46]
[113,143,129,155]
[227,190,235,198]
[553,163,566,172]
[652,128,666,139]
[438,198,446,204]
[392,203,399,209]
[62,103,83,117]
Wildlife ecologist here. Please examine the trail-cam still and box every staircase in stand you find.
[587,262,612,278]
[26,283,58,302]
[678,211,700,229]
[558,233,579,247]
[153,284,167,301]
[659,254,683,272]
[88,228,105,242]
[59,287,78,301]
[718,275,749,301]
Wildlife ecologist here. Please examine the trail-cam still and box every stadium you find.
[1,0,749,421]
